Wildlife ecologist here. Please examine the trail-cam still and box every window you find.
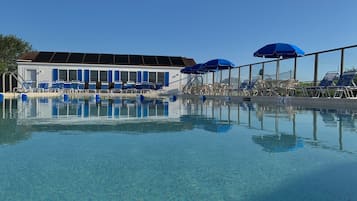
[59,70,67,81]
[121,71,128,83]
[129,72,137,82]
[90,70,98,82]
[69,70,77,81]
[149,72,156,83]
[157,72,164,84]
[100,71,107,82]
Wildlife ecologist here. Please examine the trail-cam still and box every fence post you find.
[249,65,252,84]
[340,48,344,75]
[293,57,297,80]
[313,53,319,86]
[238,67,241,93]
[228,67,231,86]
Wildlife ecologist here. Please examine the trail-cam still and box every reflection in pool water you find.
[0,97,356,200]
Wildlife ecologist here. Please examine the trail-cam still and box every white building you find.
[16,51,195,92]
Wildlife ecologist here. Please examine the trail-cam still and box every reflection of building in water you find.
[16,98,178,125]
[1,98,357,152]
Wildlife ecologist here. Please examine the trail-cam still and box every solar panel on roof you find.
[23,51,195,67]
[99,54,114,64]
[157,56,171,66]
[129,55,143,65]
[84,54,99,64]
[115,55,129,65]
[51,52,69,63]
[143,56,157,65]
[170,57,185,66]
[67,53,84,63]
[35,52,54,62]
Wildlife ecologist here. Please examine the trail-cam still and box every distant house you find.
[16,51,195,92]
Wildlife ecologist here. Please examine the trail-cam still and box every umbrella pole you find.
[276,58,280,81]
[212,72,215,85]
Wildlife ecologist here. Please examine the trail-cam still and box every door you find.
[26,70,37,88]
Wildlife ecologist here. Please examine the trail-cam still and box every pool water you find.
[0,97,356,201]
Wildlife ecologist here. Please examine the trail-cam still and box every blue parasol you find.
[254,43,305,59]
[202,59,235,72]
[254,43,304,80]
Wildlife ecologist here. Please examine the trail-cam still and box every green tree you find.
[0,34,32,73]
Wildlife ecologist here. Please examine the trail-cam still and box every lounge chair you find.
[38,82,49,92]
[63,82,73,92]
[123,82,136,93]
[88,82,97,92]
[113,81,123,93]
[304,71,339,97]
[328,71,357,98]
[100,82,110,92]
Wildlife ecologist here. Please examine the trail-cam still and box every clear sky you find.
[1,0,357,66]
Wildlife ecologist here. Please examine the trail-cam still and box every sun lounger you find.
[304,71,339,97]
[328,71,357,98]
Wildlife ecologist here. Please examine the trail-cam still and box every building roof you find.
[18,51,196,67]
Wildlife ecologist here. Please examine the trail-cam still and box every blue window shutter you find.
[108,70,113,82]
[143,71,148,82]
[52,69,58,81]
[114,71,120,81]
[137,71,142,83]
[164,72,169,86]
[78,69,82,81]
[84,70,89,82]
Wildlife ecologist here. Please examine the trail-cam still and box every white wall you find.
[17,62,187,92]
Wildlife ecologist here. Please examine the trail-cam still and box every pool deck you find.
[2,91,357,109]
[2,91,165,99]
[180,94,357,109]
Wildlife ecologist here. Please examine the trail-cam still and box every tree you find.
[0,34,32,73]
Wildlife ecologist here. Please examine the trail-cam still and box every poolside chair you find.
[304,72,339,97]
[38,81,49,92]
[112,81,123,93]
[70,81,83,93]
[63,82,73,92]
[123,81,136,93]
[135,82,154,93]
[88,82,97,92]
[238,80,249,96]
[155,82,163,90]
[100,82,110,92]
[51,80,64,92]
[328,71,357,98]
[277,79,299,96]
[242,77,261,96]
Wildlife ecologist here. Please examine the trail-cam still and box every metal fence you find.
[200,44,357,95]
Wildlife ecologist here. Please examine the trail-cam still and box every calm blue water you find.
[0,97,357,201]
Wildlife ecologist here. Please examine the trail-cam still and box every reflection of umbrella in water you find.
[180,115,232,133]
[252,134,304,152]
[254,43,305,80]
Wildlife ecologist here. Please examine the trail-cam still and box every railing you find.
[197,44,357,96]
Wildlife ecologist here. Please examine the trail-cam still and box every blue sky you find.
[1,0,357,66]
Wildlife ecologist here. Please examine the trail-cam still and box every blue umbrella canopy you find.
[190,63,206,74]
[180,66,193,74]
[202,59,235,71]
[254,43,305,58]
[180,63,206,74]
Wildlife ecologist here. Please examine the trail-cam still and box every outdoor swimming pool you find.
[0,97,356,200]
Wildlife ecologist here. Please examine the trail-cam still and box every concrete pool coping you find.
[1,92,357,109]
